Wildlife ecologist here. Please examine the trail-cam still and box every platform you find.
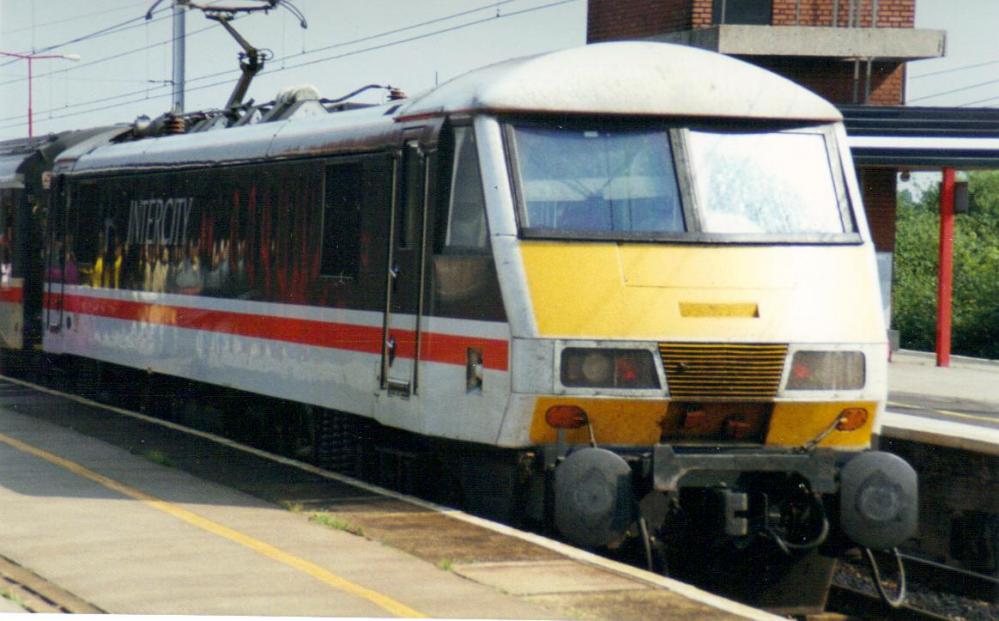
[890,349,999,410]
[0,379,773,619]
[886,349,999,449]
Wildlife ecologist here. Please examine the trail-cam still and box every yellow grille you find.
[659,343,788,399]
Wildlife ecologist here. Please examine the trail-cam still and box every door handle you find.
[386,335,397,365]
[390,264,400,293]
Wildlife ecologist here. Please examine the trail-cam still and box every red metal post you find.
[936,167,955,367]
[0,51,78,139]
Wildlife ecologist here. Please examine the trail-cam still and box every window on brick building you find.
[712,0,772,25]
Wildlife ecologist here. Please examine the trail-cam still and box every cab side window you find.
[321,162,363,278]
[443,127,488,253]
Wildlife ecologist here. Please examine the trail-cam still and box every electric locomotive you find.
[8,42,918,611]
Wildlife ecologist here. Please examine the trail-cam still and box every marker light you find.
[786,351,865,391]
[561,348,660,389]
[836,408,869,431]
[545,405,589,429]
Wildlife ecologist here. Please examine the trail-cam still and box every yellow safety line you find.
[888,401,999,425]
[0,432,426,618]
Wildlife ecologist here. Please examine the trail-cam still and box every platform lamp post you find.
[0,51,80,139]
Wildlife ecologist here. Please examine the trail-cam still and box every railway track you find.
[0,554,103,613]
[826,584,954,621]
[4,371,996,620]
[831,551,999,620]
[899,551,999,602]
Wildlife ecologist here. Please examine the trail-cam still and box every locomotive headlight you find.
[581,353,613,384]
[561,348,660,389]
[786,351,865,391]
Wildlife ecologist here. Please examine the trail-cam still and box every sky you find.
[907,0,999,107]
[0,0,992,142]
[0,0,587,141]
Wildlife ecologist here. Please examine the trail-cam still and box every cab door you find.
[43,178,67,351]
[380,139,427,398]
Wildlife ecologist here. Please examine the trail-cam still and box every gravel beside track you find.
[834,556,997,620]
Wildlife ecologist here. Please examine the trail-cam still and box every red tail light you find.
[545,405,589,429]
[792,360,813,381]
[616,356,639,384]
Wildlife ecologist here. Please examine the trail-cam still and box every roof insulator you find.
[133,115,152,134]
[275,84,321,105]
[166,115,187,135]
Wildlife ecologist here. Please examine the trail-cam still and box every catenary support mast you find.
[172,1,186,113]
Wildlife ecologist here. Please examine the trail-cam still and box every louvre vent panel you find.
[659,343,788,399]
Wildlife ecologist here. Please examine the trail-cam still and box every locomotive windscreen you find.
[509,121,855,240]
[686,129,849,235]
[510,125,683,234]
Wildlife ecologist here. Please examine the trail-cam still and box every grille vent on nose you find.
[659,343,788,399]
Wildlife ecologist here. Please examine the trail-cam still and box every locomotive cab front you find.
[420,42,919,609]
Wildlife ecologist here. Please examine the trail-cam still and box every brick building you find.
[586,0,944,255]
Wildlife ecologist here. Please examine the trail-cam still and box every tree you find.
[893,172,999,359]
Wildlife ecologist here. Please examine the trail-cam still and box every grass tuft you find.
[309,513,364,537]
[436,558,454,572]
[0,588,26,609]
[142,449,173,467]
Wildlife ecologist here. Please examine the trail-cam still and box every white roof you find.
[59,107,399,174]
[400,41,841,122]
[62,42,842,174]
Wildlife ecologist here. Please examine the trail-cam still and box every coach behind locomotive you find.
[30,42,915,612]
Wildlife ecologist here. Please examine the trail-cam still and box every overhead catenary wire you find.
[0,0,581,133]
[0,9,172,71]
[0,82,176,125]
[258,0,580,77]
[0,20,218,122]
[955,93,999,108]
[0,0,550,123]
[1,74,172,85]
[909,57,999,80]
[908,75,999,104]
[152,0,530,93]
[2,2,317,91]
[0,1,143,36]
[0,0,522,102]
[0,20,216,88]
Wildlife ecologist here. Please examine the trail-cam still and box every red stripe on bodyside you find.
[48,292,509,371]
[0,286,23,304]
